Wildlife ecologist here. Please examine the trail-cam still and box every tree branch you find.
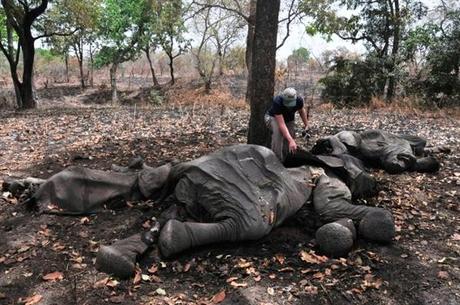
[33,27,80,41]
[29,0,49,22]
[190,1,250,23]
[277,0,302,50]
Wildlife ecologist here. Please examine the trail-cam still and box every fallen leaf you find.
[437,271,449,279]
[304,285,318,295]
[106,279,120,288]
[226,276,239,283]
[362,274,383,289]
[237,259,252,269]
[94,277,109,288]
[156,288,167,296]
[451,233,460,241]
[183,262,191,272]
[147,264,158,274]
[133,270,141,285]
[17,246,31,254]
[211,290,226,304]
[300,250,328,264]
[275,254,285,265]
[21,294,42,305]
[42,271,64,282]
[230,281,247,288]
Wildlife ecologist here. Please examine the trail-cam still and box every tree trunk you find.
[145,48,160,87]
[110,63,119,103]
[168,53,175,85]
[76,42,85,89]
[247,0,280,146]
[386,0,400,101]
[245,0,257,102]
[20,31,37,109]
[205,78,211,94]
[78,57,85,88]
[89,44,94,87]
[11,68,22,108]
[65,52,70,83]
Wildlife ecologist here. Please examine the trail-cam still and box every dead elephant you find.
[311,129,441,174]
[6,145,395,278]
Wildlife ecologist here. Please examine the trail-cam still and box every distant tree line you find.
[300,0,460,107]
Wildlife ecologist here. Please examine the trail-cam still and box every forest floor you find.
[0,84,459,305]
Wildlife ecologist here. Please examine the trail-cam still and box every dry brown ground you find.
[0,85,459,305]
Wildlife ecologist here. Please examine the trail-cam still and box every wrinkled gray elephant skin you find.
[18,144,397,278]
[311,129,440,174]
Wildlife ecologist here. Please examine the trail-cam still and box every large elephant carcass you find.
[12,145,395,278]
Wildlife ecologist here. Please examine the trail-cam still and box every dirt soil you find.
[0,90,459,305]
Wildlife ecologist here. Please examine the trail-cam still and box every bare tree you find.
[247,0,280,146]
[191,4,245,92]
[190,0,303,99]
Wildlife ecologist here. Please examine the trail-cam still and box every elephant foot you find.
[158,220,192,258]
[96,231,153,278]
[412,156,440,173]
[96,244,138,279]
[316,218,356,257]
[359,210,395,243]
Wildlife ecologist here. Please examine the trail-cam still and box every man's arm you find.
[299,107,308,129]
[275,114,297,152]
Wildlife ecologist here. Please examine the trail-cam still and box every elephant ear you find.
[315,155,345,168]
[138,163,173,199]
[283,148,344,168]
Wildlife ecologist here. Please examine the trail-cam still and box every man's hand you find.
[301,128,311,139]
[288,139,297,153]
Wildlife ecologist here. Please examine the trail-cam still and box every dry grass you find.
[316,96,460,119]
[166,81,248,110]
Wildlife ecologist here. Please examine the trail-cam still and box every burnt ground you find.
[0,94,459,305]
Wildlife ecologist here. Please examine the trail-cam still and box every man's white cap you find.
[282,87,297,100]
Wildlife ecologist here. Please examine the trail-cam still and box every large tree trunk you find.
[20,30,37,109]
[168,53,175,85]
[245,0,257,102]
[386,0,400,102]
[247,0,280,146]
[64,52,70,83]
[89,44,94,87]
[5,22,22,107]
[110,63,119,103]
[145,47,160,87]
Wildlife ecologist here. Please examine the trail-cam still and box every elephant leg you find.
[315,218,356,257]
[96,221,161,278]
[313,174,377,223]
[314,174,395,243]
[159,219,237,258]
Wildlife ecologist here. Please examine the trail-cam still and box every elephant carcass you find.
[311,129,440,174]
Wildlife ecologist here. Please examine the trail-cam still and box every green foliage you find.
[422,8,460,107]
[153,0,189,59]
[44,0,102,56]
[94,0,151,67]
[319,56,383,106]
[36,48,56,61]
[300,0,427,101]
[224,45,246,72]
[290,47,310,63]
[148,88,164,105]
